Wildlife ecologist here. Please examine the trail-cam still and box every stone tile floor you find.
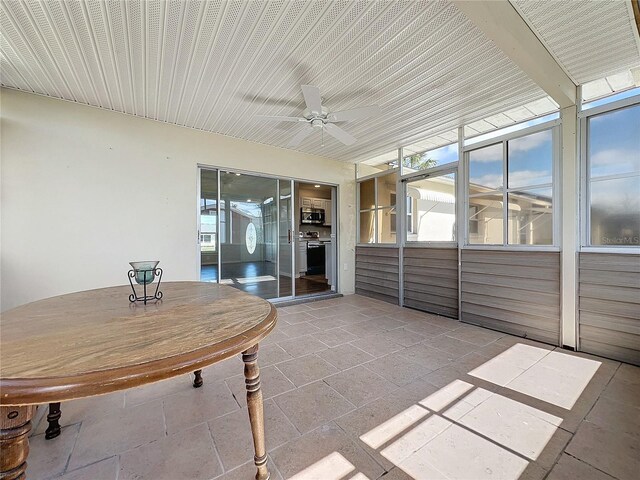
[27,294,639,480]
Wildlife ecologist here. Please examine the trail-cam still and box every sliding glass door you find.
[199,169,219,282]
[199,168,295,300]
[279,179,294,297]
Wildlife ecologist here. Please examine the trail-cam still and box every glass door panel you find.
[219,172,278,299]
[199,170,337,300]
[295,182,337,297]
[200,169,218,282]
[278,179,294,297]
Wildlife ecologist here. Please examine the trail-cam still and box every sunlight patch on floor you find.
[233,275,277,284]
[354,343,598,480]
[506,351,601,409]
[380,414,452,465]
[288,452,355,480]
[360,405,429,449]
[347,474,371,480]
[398,423,529,480]
[468,343,547,386]
[419,379,473,411]
[458,394,561,460]
[289,344,600,480]
[469,344,601,409]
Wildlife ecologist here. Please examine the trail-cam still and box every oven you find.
[306,241,326,275]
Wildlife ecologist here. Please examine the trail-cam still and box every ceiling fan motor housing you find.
[256,85,379,147]
[303,106,329,121]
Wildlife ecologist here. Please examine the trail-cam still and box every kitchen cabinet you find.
[324,240,334,288]
[323,199,332,226]
[297,241,307,275]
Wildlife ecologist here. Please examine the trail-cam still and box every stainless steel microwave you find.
[300,207,325,225]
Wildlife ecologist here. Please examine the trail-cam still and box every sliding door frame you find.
[197,164,340,300]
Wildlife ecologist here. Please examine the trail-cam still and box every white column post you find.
[397,148,404,307]
[560,104,579,348]
[457,126,465,321]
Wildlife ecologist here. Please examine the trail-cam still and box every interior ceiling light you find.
[314,184,321,188]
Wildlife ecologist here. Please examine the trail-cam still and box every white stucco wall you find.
[0,88,357,311]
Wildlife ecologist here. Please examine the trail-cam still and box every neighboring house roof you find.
[407,186,455,204]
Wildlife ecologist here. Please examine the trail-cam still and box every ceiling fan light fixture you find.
[256,84,380,147]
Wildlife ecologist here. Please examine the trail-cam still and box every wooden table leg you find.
[1,405,35,480]
[45,403,61,440]
[242,344,270,480]
[193,370,203,388]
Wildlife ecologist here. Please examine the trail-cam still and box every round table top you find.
[0,282,277,405]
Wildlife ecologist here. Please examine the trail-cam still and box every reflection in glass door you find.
[199,169,219,282]
[278,179,294,297]
[199,169,336,300]
[200,169,296,300]
[219,172,278,298]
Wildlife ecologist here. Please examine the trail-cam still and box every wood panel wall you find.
[578,253,640,365]
[460,250,561,345]
[403,247,458,318]
[355,246,399,305]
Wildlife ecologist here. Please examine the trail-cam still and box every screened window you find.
[468,143,504,244]
[466,127,555,246]
[586,103,640,246]
[405,171,456,242]
[358,172,397,244]
[402,143,459,173]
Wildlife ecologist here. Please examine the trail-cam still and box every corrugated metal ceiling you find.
[1,0,638,163]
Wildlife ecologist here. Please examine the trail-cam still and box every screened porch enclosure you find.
[355,96,640,366]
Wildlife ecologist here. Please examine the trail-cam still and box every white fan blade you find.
[256,115,304,122]
[327,105,381,122]
[301,85,323,114]
[324,123,356,145]
[288,124,315,147]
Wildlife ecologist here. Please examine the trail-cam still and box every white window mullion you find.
[374,177,378,243]
[502,140,508,246]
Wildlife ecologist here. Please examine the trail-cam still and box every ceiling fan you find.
[256,85,380,147]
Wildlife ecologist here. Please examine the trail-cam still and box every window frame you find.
[462,119,561,251]
[356,167,400,246]
[579,94,640,253]
[401,163,459,247]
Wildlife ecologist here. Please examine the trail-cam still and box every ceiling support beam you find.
[452,0,577,108]
[632,1,640,38]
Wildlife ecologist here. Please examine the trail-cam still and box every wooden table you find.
[0,282,277,480]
